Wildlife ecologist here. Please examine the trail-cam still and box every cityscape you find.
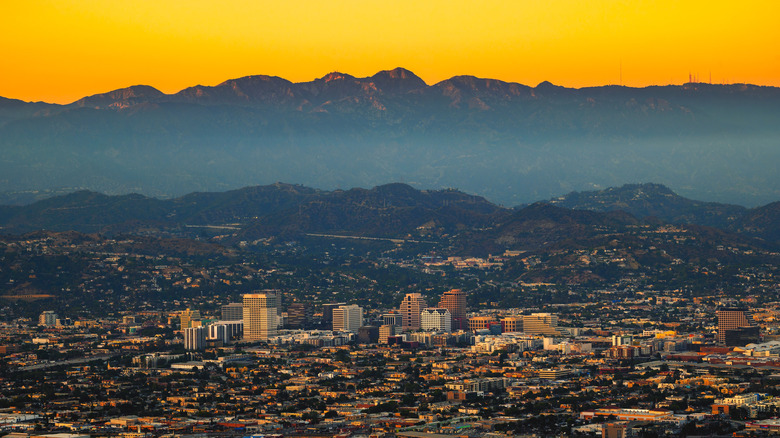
[3,2,779,437]
[4,268,780,438]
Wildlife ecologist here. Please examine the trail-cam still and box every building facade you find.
[400,293,427,330]
[421,308,452,332]
[468,316,496,332]
[180,308,202,331]
[332,304,363,332]
[243,292,279,341]
[437,289,467,330]
[523,313,561,335]
[184,326,206,351]
[39,311,58,327]
[718,307,758,345]
[287,302,313,329]
[208,321,243,344]
[221,303,243,321]
[501,316,523,333]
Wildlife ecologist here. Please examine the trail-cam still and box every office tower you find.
[400,293,427,330]
[523,313,562,335]
[180,308,201,331]
[421,308,452,332]
[717,307,758,345]
[323,302,347,326]
[243,292,279,341]
[287,302,313,329]
[382,312,403,327]
[468,316,496,332]
[357,326,379,344]
[379,325,396,344]
[332,304,363,332]
[437,289,467,330]
[221,303,243,321]
[501,316,523,333]
[39,311,58,327]
[184,326,206,351]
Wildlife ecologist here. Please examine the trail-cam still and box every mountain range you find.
[0,182,777,253]
[1,68,779,207]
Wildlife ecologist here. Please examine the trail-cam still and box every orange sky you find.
[2,0,778,104]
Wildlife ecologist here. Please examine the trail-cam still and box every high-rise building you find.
[717,307,758,345]
[332,304,363,332]
[379,325,396,344]
[323,302,347,326]
[243,292,279,341]
[39,311,58,327]
[287,302,313,329]
[400,293,427,330]
[184,326,206,351]
[421,308,452,332]
[523,313,561,336]
[180,308,201,331]
[221,303,243,321]
[437,289,467,330]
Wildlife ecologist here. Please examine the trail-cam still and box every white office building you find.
[421,308,452,332]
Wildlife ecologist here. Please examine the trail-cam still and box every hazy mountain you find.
[2,70,779,206]
[548,183,748,228]
[734,202,780,245]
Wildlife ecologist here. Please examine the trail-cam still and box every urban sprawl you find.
[5,288,780,438]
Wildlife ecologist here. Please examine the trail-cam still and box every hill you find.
[548,183,748,228]
[0,183,507,240]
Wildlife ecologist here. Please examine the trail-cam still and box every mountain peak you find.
[320,72,355,82]
[72,85,165,109]
[369,68,427,93]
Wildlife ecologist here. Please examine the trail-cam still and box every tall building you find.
[421,308,452,332]
[523,313,562,336]
[382,312,403,327]
[400,293,427,330]
[287,302,313,329]
[243,292,279,341]
[39,311,58,327]
[184,326,206,351]
[717,307,758,345]
[332,304,363,332]
[437,289,467,330]
[323,302,347,326]
[180,308,201,330]
[379,324,396,344]
[221,303,243,321]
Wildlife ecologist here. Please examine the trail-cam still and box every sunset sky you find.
[2,0,778,104]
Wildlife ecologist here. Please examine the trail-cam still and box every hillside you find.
[548,183,748,228]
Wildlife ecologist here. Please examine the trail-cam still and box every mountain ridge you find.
[2,69,779,207]
[1,182,778,249]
